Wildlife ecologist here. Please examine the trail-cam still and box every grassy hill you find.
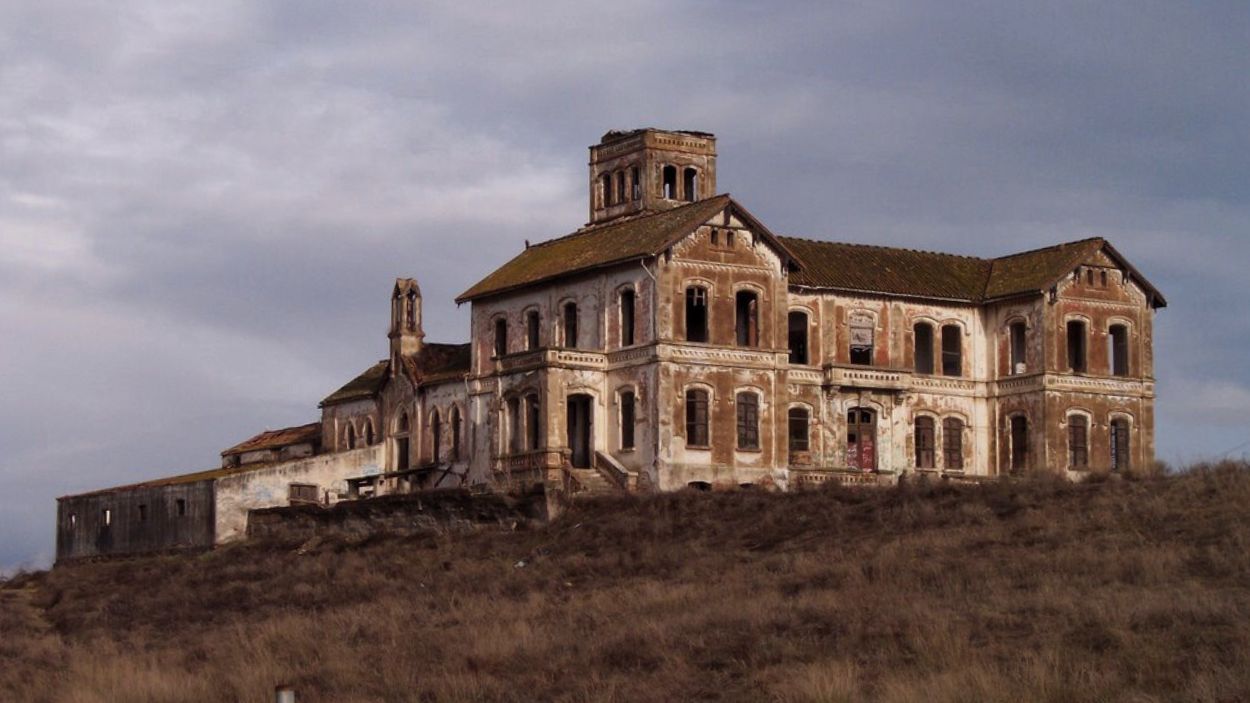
[4,464,1250,703]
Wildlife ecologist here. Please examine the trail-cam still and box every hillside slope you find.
[4,465,1250,703]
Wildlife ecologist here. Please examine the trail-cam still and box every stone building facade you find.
[56,127,1165,561]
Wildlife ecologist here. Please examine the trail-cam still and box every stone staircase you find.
[567,466,617,495]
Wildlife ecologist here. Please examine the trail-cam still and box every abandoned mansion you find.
[57,128,1166,560]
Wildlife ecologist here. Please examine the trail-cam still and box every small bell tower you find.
[389,278,424,371]
[588,128,717,225]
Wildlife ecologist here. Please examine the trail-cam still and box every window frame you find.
[684,387,711,449]
[735,390,761,451]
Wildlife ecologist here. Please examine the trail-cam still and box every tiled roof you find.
[221,422,321,457]
[320,360,389,406]
[400,343,472,387]
[784,238,990,301]
[784,236,1164,306]
[457,196,735,302]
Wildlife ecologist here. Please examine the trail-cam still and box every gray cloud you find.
[3,0,1249,570]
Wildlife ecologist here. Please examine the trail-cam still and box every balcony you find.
[824,365,909,391]
[495,348,607,374]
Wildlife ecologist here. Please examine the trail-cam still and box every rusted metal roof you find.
[457,196,737,302]
[221,422,321,457]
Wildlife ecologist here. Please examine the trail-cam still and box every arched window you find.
[493,317,508,358]
[430,409,442,463]
[563,302,579,349]
[615,170,625,205]
[525,310,541,350]
[662,165,677,199]
[345,423,357,450]
[941,324,962,377]
[736,392,760,450]
[620,289,636,346]
[1067,320,1087,373]
[685,389,709,447]
[942,417,964,469]
[1009,321,1027,375]
[915,416,935,468]
[1110,418,1130,471]
[1010,415,1029,472]
[405,290,416,329]
[363,419,375,446]
[1068,414,1088,469]
[525,394,541,451]
[914,322,934,374]
[788,311,809,365]
[630,165,641,200]
[685,286,709,342]
[450,406,461,461]
[683,167,698,202]
[735,290,759,347]
[788,407,810,452]
[600,172,612,207]
[620,390,636,450]
[1109,324,1129,376]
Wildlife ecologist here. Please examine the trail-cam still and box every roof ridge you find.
[990,236,1105,262]
[779,235,990,262]
[527,195,732,250]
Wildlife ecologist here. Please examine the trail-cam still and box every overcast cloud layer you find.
[3,1,1249,570]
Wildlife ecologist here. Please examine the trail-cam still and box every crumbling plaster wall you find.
[214,444,383,543]
[322,397,381,453]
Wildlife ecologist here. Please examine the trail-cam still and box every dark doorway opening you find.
[567,394,594,469]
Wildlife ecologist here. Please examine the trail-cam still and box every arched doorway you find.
[847,407,876,471]
[567,394,594,469]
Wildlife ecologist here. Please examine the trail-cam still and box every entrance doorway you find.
[567,394,594,468]
[847,407,876,471]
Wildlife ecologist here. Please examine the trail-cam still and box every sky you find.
[2,1,1248,571]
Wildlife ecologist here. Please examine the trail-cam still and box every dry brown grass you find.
[4,462,1250,702]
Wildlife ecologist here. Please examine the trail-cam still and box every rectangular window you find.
[176,499,186,517]
[289,483,319,504]
[103,508,111,527]
[526,311,540,350]
[942,418,964,469]
[620,391,636,450]
[736,393,760,450]
[1068,416,1089,469]
[493,318,507,358]
[525,395,541,451]
[1009,322,1027,375]
[735,291,759,347]
[137,504,148,522]
[685,287,708,343]
[1010,416,1029,471]
[620,290,636,346]
[788,407,809,452]
[507,397,522,454]
[1109,325,1129,376]
[1111,419,1130,471]
[941,325,962,377]
[1067,320,1087,373]
[630,166,641,200]
[788,311,809,365]
[685,389,709,447]
[915,417,935,468]
[849,320,874,365]
[914,323,934,374]
[564,303,579,349]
